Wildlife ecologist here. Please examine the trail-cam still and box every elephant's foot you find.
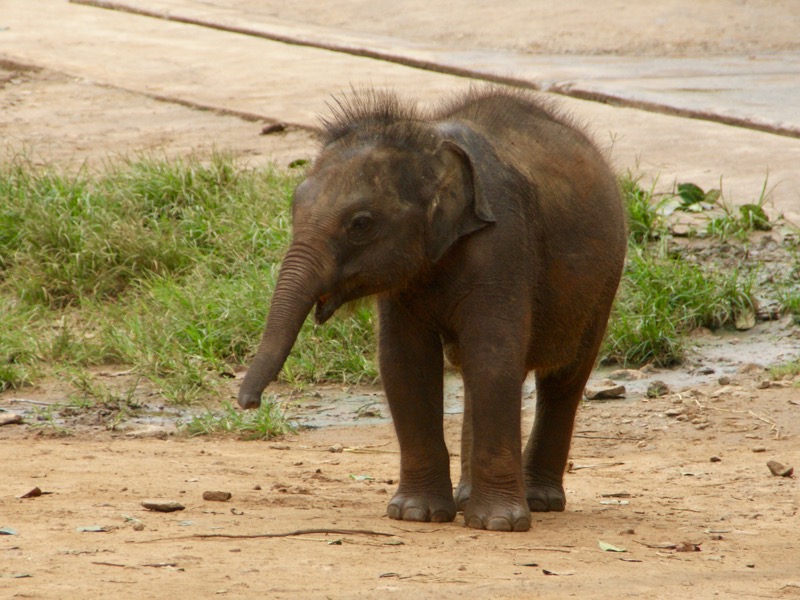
[463,493,531,532]
[525,470,566,512]
[387,490,456,523]
[454,481,471,512]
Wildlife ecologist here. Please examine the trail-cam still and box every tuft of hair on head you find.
[318,86,422,147]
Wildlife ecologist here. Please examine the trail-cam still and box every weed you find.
[65,368,142,409]
[769,358,800,381]
[603,242,757,366]
[620,173,668,245]
[0,363,29,391]
[183,399,293,440]
[27,404,73,437]
[704,176,773,240]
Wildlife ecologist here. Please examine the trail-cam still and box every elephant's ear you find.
[427,134,496,262]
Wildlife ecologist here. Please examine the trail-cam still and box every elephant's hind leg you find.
[524,346,599,512]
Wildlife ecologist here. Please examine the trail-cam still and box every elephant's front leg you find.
[378,300,456,523]
[460,328,531,532]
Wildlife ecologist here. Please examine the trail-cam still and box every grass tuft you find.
[183,399,294,439]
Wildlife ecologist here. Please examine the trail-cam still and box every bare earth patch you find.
[2,363,799,599]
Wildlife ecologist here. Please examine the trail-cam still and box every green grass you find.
[0,156,796,438]
[604,175,769,366]
[769,358,800,381]
[183,399,294,439]
[602,241,757,366]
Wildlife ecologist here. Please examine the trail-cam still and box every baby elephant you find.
[239,88,626,532]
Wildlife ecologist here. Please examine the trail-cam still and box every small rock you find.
[124,425,171,440]
[132,522,145,531]
[0,413,23,426]
[608,369,647,381]
[735,310,756,331]
[329,443,344,453]
[141,500,185,512]
[584,384,626,400]
[756,380,771,390]
[675,542,701,552]
[260,122,287,135]
[767,460,794,477]
[717,376,731,386]
[203,491,232,502]
[646,381,670,398]
[665,408,684,417]
[752,447,766,453]
[689,327,714,338]
[696,366,715,375]
[253,484,262,491]
[19,487,43,498]
[710,456,722,463]
[269,444,290,450]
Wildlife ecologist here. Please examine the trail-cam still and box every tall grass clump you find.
[603,176,758,366]
[0,152,374,412]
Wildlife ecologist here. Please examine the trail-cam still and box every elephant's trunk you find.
[238,245,329,409]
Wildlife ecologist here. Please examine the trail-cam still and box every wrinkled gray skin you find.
[239,89,626,532]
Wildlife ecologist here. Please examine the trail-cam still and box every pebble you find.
[752,447,767,453]
[141,500,185,512]
[584,384,626,400]
[0,413,23,426]
[124,425,171,440]
[646,381,670,398]
[329,443,344,453]
[767,460,794,477]
[608,369,647,381]
[132,522,145,531]
[665,408,684,417]
[756,380,771,390]
[710,456,722,463]
[203,491,232,502]
[718,376,731,386]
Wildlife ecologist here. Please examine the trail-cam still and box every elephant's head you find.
[237,112,496,409]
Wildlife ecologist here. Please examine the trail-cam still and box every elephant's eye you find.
[347,211,375,242]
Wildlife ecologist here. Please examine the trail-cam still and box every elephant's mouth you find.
[314,293,340,325]
[314,281,375,325]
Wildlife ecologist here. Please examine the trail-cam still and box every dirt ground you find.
[2,362,799,599]
[1,2,800,598]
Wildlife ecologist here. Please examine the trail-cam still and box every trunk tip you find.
[237,388,263,410]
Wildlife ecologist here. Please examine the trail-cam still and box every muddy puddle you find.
[275,315,800,429]
[2,316,798,435]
